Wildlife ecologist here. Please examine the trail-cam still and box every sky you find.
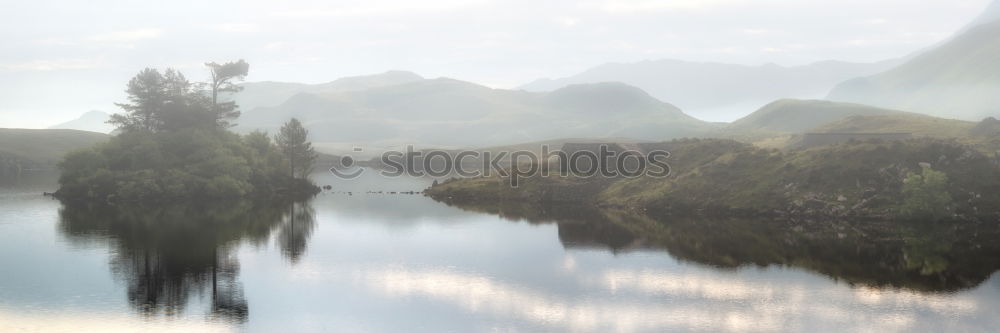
[0,0,993,128]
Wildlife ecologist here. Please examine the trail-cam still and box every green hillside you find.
[428,137,1000,222]
[0,128,109,170]
[828,20,1000,120]
[724,99,906,138]
[811,114,976,138]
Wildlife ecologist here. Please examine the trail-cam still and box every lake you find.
[2,170,1000,332]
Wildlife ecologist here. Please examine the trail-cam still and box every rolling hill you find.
[0,128,109,168]
[519,59,900,121]
[236,78,718,150]
[827,19,1000,121]
[723,99,908,138]
[960,0,1000,33]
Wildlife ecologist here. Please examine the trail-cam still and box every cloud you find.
[585,0,750,13]
[213,23,260,33]
[742,28,771,35]
[554,16,581,27]
[86,28,163,42]
[271,0,491,18]
[0,58,104,72]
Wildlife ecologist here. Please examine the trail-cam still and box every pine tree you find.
[276,118,318,178]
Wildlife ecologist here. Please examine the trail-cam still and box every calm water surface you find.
[2,170,1000,332]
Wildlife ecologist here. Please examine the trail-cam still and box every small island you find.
[55,60,320,203]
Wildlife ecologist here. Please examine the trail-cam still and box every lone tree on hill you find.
[276,118,317,179]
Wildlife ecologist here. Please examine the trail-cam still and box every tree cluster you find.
[57,61,319,202]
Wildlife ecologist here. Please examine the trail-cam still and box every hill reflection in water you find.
[435,200,1000,292]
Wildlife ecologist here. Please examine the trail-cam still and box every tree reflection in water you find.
[57,199,316,322]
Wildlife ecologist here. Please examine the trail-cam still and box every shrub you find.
[899,166,954,221]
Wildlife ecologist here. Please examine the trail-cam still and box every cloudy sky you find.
[0,0,993,128]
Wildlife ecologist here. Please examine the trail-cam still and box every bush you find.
[899,166,954,221]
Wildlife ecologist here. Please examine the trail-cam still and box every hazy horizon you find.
[0,0,994,128]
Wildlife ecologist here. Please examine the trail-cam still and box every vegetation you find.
[276,118,318,178]
[810,114,976,138]
[427,137,1000,222]
[206,59,250,126]
[899,166,954,220]
[56,61,319,203]
[0,129,109,177]
[723,99,905,139]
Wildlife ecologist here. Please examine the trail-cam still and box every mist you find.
[0,0,992,128]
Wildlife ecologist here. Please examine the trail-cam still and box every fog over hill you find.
[962,0,1000,32]
[519,59,900,121]
[0,128,109,167]
[227,71,424,111]
[828,3,1000,121]
[725,99,908,136]
[235,78,717,149]
[48,110,113,134]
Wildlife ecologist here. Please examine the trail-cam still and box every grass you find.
[811,114,976,138]
[0,128,110,167]
[430,136,1000,221]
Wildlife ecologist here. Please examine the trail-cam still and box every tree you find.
[110,68,167,131]
[109,61,249,133]
[276,118,317,179]
[205,59,250,128]
[900,165,954,221]
[61,62,319,202]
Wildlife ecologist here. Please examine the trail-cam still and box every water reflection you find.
[57,199,316,321]
[278,203,316,263]
[435,200,1000,292]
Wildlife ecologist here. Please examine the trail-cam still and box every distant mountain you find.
[237,79,717,149]
[724,99,907,137]
[519,59,900,121]
[49,111,113,134]
[961,0,1000,33]
[227,70,424,111]
[828,20,1000,121]
[0,128,109,167]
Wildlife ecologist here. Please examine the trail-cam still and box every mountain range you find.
[46,0,1000,151]
[519,59,901,121]
[225,70,425,111]
[236,78,717,149]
